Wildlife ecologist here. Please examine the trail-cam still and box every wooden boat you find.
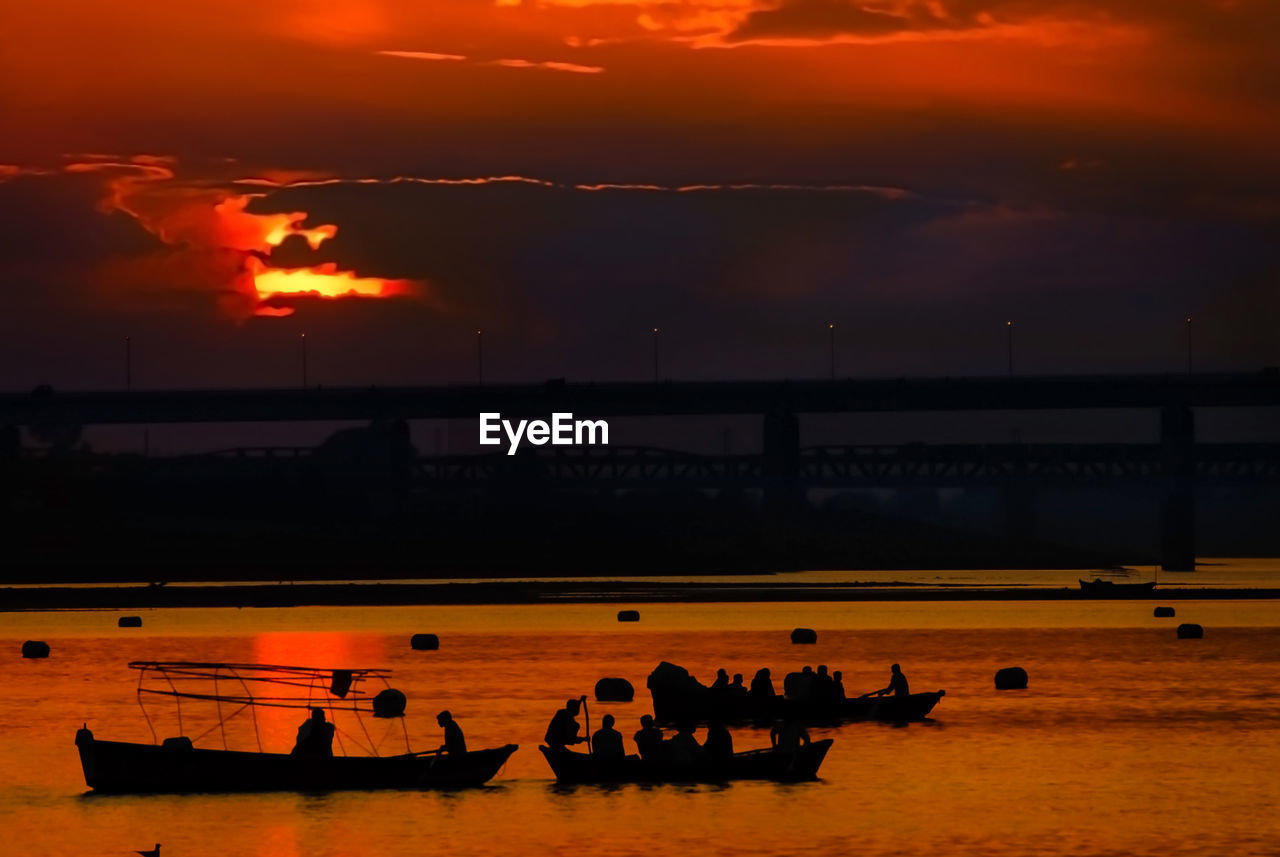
[75,662,516,794]
[647,662,944,726]
[538,739,833,784]
[1078,578,1157,596]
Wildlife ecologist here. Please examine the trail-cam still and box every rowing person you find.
[545,697,587,753]
[436,710,467,755]
[872,664,910,698]
[291,707,335,757]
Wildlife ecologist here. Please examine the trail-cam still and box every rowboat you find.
[538,739,833,784]
[647,662,944,726]
[1078,578,1157,596]
[75,662,516,794]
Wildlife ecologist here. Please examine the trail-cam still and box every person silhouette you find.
[710,668,729,691]
[703,719,733,763]
[873,664,910,697]
[545,697,586,753]
[633,714,664,761]
[592,714,625,761]
[665,722,707,767]
[832,670,846,702]
[770,718,810,753]
[291,707,335,757]
[750,667,775,699]
[436,710,467,755]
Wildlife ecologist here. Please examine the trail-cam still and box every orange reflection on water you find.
[249,631,387,752]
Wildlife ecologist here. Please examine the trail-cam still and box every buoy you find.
[21,640,50,659]
[1154,606,1176,618]
[994,666,1028,690]
[118,616,143,628]
[410,634,439,650]
[594,677,635,702]
[790,628,818,644]
[1177,623,1204,639]
[372,688,407,718]
[617,610,640,622]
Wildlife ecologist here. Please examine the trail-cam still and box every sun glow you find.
[252,262,414,317]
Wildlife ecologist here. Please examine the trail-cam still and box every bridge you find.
[4,372,1279,424]
[6,371,1279,571]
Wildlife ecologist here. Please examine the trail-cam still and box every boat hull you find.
[75,730,516,794]
[539,739,832,784]
[1078,579,1157,596]
[650,688,945,726]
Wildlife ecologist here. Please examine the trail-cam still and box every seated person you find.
[436,710,467,755]
[664,723,708,767]
[703,720,734,762]
[633,715,664,761]
[291,708,335,757]
[592,714,625,762]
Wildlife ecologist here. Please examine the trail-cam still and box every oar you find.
[580,694,592,754]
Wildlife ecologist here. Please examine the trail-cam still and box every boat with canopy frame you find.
[75,661,517,794]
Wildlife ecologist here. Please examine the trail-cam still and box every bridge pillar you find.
[762,410,800,510]
[1160,405,1196,571]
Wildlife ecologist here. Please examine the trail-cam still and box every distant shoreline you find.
[3,580,1278,611]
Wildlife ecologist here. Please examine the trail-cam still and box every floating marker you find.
[118,616,143,628]
[790,628,818,644]
[1177,623,1204,639]
[21,640,50,659]
[617,610,640,622]
[1154,606,1176,618]
[594,677,635,702]
[372,688,407,718]
[994,666,1028,690]
[410,634,439,650]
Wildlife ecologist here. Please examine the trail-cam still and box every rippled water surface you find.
[4,599,1280,857]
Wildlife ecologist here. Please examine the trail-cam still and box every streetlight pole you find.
[652,327,660,381]
[828,323,835,380]
[300,333,308,388]
[1006,321,1014,378]
[477,329,484,385]
[125,336,132,391]
[1185,316,1192,375]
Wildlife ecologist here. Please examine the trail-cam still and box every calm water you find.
[4,599,1280,857]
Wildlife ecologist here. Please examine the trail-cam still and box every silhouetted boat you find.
[75,662,517,794]
[647,662,944,725]
[1078,578,1157,596]
[538,739,833,784]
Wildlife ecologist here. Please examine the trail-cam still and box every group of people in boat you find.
[723,663,908,704]
[544,696,814,767]
[291,707,468,758]
[289,663,912,762]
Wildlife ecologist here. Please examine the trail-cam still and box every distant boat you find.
[1078,578,1157,596]
[75,662,516,794]
[647,662,944,726]
[538,740,833,784]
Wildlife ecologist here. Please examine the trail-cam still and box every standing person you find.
[545,697,587,753]
[592,714,625,761]
[873,664,910,698]
[633,714,664,761]
[291,708,335,757]
[436,710,467,755]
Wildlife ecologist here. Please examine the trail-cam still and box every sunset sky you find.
[1,0,1277,388]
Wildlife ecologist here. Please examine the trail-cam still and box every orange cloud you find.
[56,159,423,319]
